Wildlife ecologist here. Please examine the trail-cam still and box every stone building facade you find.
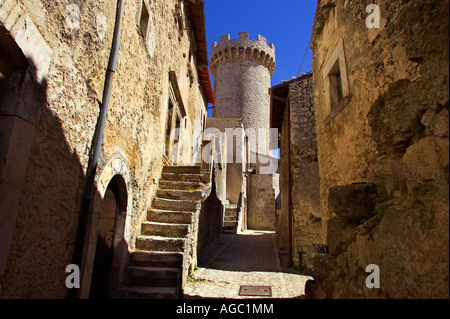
[307,0,449,298]
[0,0,218,298]
[209,32,279,231]
[271,73,321,270]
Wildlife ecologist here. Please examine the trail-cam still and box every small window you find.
[166,72,187,164]
[177,14,184,35]
[165,101,174,158]
[328,61,344,108]
[175,2,184,36]
[322,38,350,115]
[202,114,206,132]
[140,1,150,38]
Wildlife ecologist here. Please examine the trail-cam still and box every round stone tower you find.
[210,32,275,155]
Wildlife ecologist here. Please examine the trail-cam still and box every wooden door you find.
[89,189,118,298]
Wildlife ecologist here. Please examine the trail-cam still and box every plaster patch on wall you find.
[65,4,80,29]
[96,13,107,41]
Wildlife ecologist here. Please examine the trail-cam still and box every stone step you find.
[223,227,237,235]
[130,251,183,268]
[152,197,199,212]
[141,221,190,238]
[159,180,206,191]
[225,210,237,217]
[223,221,238,228]
[126,266,181,287]
[224,216,237,223]
[119,286,179,299]
[147,209,194,224]
[156,188,207,201]
[136,236,186,252]
[161,172,208,183]
[163,166,201,174]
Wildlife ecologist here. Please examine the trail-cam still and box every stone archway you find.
[79,155,132,299]
[89,175,128,299]
[0,19,48,276]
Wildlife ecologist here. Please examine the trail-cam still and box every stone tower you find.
[209,32,278,232]
[210,32,275,155]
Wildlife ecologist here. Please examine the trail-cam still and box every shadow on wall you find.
[197,171,224,258]
[0,28,128,299]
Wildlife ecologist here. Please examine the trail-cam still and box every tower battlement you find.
[210,32,276,76]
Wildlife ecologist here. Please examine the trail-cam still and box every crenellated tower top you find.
[210,32,276,76]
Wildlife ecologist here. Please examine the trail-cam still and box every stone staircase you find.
[223,204,238,234]
[119,165,211,299]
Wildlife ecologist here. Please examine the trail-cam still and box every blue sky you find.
[204,0,317,87]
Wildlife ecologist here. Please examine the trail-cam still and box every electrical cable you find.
[296,36,311,77]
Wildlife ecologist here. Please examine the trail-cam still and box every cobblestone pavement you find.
[183,230,313,299]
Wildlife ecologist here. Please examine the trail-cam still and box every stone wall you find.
[276,98,292,265]
[308,0,449,298]
[0,0,208,298]
[274,74,321,270]
[288,76,321,270]
[247,174,277,231]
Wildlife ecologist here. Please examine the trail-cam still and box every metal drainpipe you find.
[71,0,125,299]
[287,98,293,267]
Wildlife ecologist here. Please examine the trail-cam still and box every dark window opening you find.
[335,70,343,102]
[174,117,181,145]
[329,61,344,109]
[165,101,174,158]
[140,1,149,38]
[0,46,13,99]
[202,114,206,132]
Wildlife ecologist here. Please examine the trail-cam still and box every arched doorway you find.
[89,175,127,299]
[0,24,46,276]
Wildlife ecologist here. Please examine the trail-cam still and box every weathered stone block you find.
[328,183,375,221]
[326,217,358,256]
[421,107,449,137]
[403,136,449,185]
[304,253,331,299]
[312,253,331,281]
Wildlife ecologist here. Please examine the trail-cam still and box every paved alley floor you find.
[183,230,313,299]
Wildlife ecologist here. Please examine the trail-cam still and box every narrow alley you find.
[184,230,312,299]
[0,0,447,302]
